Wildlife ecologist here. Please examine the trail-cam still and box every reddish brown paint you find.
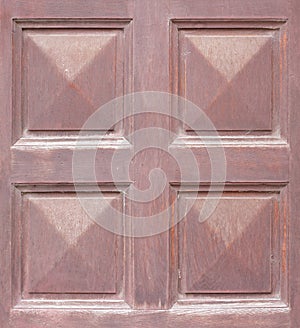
[0,0,299,327]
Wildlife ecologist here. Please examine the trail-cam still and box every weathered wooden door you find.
[1,0,300,327]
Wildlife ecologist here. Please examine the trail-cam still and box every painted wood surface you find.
[0,0,298,327]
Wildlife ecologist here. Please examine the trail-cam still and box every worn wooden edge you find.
[9,306,291,328]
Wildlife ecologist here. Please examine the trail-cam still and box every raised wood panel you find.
[13,19,132,139]
[179,191,277,294]
[172,20,287,135]
[25,30,118,130]
[0,0,297,326]
[12,186,125,304]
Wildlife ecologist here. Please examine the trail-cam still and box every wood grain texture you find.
[179,193,273,293]
[9,307,290,328]
[0,0,297,327]
[23,194,120,294]
[169,145,289,183]
[180,29,274,131]
[11,185,126,310]
[171,19,287,136]
[169,0,288,18]
[126,0,175,310]
[0,0,13,327]
[289,0,300,327]
[11,145,289,184]
[25,30,119,130]
[13,18,132,140]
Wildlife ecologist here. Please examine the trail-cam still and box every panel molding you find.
[170,183,289,309]
[170,19,288,139]
[11,183,129,309]
[12,18,133,143]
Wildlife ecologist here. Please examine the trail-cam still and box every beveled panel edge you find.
[11,183,129,309]
[169,18,288,140]
[168,183,289,309]
[12,18,133,144]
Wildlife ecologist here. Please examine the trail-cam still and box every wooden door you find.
[1,0,300,327]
